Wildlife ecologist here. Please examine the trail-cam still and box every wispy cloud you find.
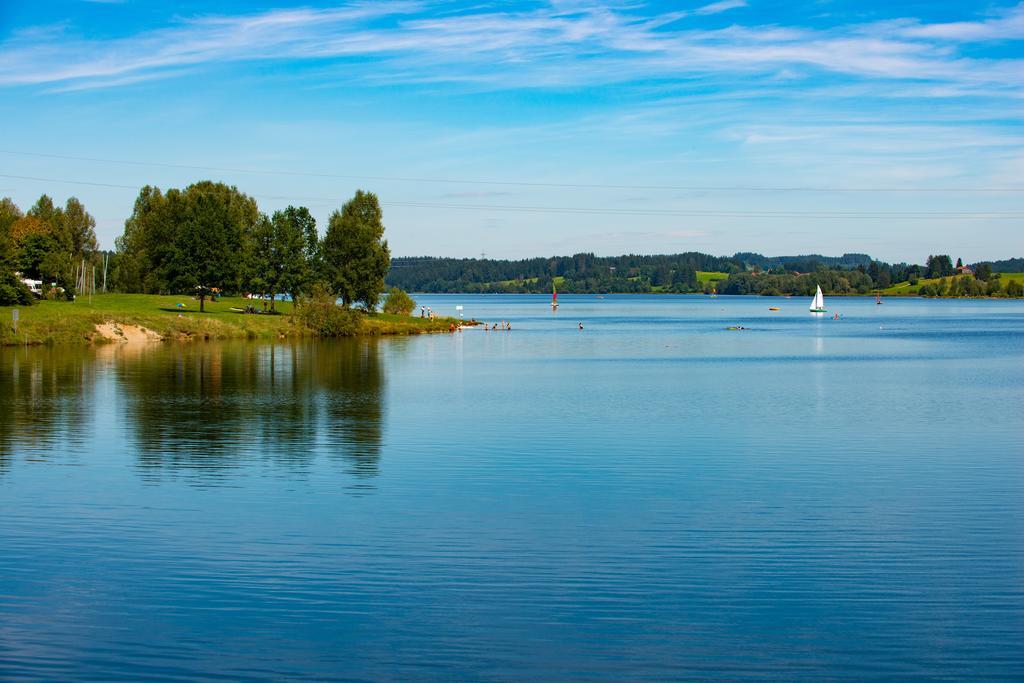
[696,0,748,16]
[1,1,1021,95]
[895,2,1024,41]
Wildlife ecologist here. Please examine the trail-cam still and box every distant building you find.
[957,265,974,276]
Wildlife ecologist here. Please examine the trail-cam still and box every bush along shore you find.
[0,294,462,347]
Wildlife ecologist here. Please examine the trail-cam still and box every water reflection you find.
[0,348,97,468]
[113,340,386,485]
[0,340,387,485]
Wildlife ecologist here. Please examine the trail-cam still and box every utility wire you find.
[2,149,1023,193]
[2,172,1021,220]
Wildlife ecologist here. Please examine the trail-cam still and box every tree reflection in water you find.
[0,347,97,472]
[111,339,386,486]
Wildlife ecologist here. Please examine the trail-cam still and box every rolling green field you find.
[882,273,1024,296]
[996,272,1024,285]
[0,294,457,346]
[881,279,937,295]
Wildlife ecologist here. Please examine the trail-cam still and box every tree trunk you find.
[199,293,205,312]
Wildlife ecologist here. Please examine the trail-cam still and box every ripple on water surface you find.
[1,297,1023,680]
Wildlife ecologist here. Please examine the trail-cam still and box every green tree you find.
[382,287,415,315]
[321,190,390,309]
[62,197,98,259]
[242,214,275,304]
[0,197,22,236]
[26,195,74,295]
[27,195,62,228]
[926,254,954,278]
[113,182,258,303]
[241,207,316,310]
[171,183,258,310]
[273,206,316,306]
[0,201,33,306]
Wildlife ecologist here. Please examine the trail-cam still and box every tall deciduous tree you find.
[0,197,21,236]
[0,198,33,305]
[321,190,390,309]
[171,183,258,310]
[242,214,275,304]
[63,197,98,258]
[241,207,315,309]
[273,206,316,307]
[113,182,258,305]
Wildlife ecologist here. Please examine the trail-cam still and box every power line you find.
[2,172,1022,220]
[384,199,1024,219]
[2,149,1022,194]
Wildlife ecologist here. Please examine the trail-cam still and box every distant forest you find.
[386,252,1024,298]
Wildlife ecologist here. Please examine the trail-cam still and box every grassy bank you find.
[0,294,460,346]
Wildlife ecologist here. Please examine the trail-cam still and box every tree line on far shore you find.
[386,252,1024,298]
[0,183,392,311]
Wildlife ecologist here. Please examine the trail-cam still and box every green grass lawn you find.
[0,293,457,346]
[996,272,1024,285]
[881,278,936,295]
[697,271,729,283]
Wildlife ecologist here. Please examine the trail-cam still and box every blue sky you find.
[1,1,1022,262]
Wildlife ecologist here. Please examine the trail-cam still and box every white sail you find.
[810,285,825,311]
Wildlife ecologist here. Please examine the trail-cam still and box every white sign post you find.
[11,309,18,334]
[455,305,464,320]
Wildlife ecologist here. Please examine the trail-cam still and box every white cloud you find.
[695,0,748,16]
[897,2,1024,41]
[0,0,1020,97]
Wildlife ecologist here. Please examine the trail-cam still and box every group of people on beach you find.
[420,306,435,319]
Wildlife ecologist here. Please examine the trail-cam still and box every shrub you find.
[295,286,361,337]
[382,286,415,316]
[0,272,33,306]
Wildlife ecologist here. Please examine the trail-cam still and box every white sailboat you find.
[809,285,826,313]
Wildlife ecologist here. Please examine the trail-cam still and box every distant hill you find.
[974,257,1024,272]
[733,252,873,270]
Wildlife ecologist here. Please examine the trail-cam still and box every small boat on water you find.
[809,285,827,313]
[551,282,558,310]
[768,307,780,311]
[876,292,883,305]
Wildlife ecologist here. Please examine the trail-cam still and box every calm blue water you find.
[2,295,1023,681]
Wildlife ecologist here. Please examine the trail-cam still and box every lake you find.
[2,294,1023,681]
